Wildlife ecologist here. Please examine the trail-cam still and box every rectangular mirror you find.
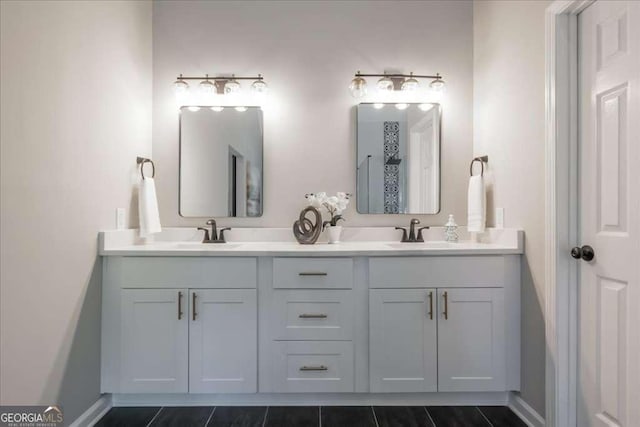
[179,106,263,217]
[356,103,441,214]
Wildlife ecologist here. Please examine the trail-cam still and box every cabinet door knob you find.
[570,245,595,262]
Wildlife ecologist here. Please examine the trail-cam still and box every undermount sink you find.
[385,241,450,249]
[172,242,244,249]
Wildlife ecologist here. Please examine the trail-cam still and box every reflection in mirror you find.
[180,106,263,217]
[356,103,440,214]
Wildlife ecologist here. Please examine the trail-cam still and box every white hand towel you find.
[138,177,162,238]
[467,175,486,233]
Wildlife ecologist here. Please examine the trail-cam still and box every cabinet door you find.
[369,289,437,392]
[189,289,257,393]
[437,288,506,391]
[120,289,188,393]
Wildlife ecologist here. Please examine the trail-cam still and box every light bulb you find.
[210,106,224,112]
[373,103,385,110]
[188,106,201,112]
[349,76,368,98]
[251,76,268,94]
[174,78,189,95]
[235,106,247,112]
[430,77,446,92]
[199,78,216,95]
[395,103,409,110]
[376,76,394,93]
[401,73,419,92]
[225,77,241,94]
[418,103,434,112]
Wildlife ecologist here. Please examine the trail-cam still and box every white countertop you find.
[99,227,524,257]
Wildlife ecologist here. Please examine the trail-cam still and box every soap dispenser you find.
[444,214,458,242]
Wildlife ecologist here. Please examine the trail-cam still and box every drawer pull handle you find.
[299,272,328,276]
[178,291,183,320]
[300,365,328,371]
[299,313,328,319]
[443,291,448,320]
[428,291,433,320]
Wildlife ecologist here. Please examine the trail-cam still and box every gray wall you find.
[0,0,152,422]
[153,0,473,227]
[473,0,551,416]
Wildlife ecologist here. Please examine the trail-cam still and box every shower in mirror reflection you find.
[356,103,441,214]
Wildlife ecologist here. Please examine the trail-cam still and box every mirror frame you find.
[355,102,442,215]
[178,105,265,218]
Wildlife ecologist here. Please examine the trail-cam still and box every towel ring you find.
[137,156,155,180]
[469,155,488,177]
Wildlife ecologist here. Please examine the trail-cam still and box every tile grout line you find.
[423,406,437,427]
[371,406,380,427]
[261,406,270,427]
[476,407,494,427]
[145,407,164,427]
[203,406,217,427]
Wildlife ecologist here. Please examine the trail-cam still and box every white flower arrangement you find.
[305,192,350,228]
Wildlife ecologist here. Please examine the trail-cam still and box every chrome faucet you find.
[395,218,430,243]
[198,219,231,243]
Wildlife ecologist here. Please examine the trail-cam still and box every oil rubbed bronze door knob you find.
[571,245,595,262]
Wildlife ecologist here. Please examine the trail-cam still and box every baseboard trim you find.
[111,392,509,407]
[69,394,112,427]
[508,392,545,427]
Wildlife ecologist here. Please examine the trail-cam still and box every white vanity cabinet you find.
[368,256,520,393]
[100,236,522,403]
[101,257,258,394]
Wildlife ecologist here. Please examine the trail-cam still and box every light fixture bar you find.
[176,74,263,81]
[355,72,443,80]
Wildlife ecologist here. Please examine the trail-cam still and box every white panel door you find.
[578,2,639,426]
[189,289,257,393]
[120,289,188,393]
[369,289,437,392]
[437,288,505,392]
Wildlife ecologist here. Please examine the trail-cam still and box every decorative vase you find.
[327,225,343,244]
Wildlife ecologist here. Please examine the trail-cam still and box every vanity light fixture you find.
[418,103,434,112]
[395,103,409,110]
[373,103,385,109]
[187,106,201,112]
[210,106,224,112]
[235,106,248,112]
[349,71,446,98]
[173,73,268,104]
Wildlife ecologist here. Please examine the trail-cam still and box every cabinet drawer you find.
[270,290,354,340]
[110,257,257,288]
[369,256,505,288]
[273,258,353,289]
[271,341,354,392]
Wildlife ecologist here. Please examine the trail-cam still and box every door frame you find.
[544,1,594,426]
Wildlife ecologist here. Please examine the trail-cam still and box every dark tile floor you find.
[95,405,527,427]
